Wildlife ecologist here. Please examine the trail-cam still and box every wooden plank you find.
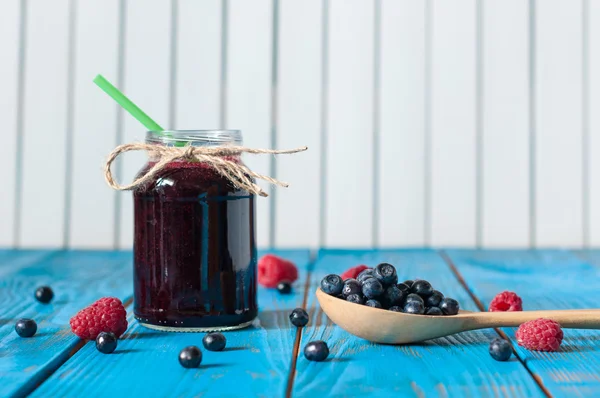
[534,0,584,246]
[324,0,374,247]
[68,0,120,248]
[292,249,544,397]
[430,0,477,246]
[175,0,222,129]
[446,249,600,397]
[226,0,273,248]
[0,250,57,278]
[589,1,600,246]
[118,0,173,249]
[378,0,426,246]
[19,0,70,247]
[0,250,132,398]
[275,0,322,248]
[32,250,311,398]
[0,0,20,246]
[481,0,530,247]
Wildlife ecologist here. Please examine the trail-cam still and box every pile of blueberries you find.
[321,263,459,315]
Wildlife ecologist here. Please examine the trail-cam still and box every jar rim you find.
[146,130,242,146]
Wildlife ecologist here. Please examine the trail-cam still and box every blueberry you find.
[15,319,37,338]
[403,300,425,315]
[304,340,329,361]
[402,280,414,288]
[388,306,402,312]
[346,293,365,305]
[179,346,202,368]
[356,268,375,284]
[411,280,434,298]
[373,263,398,286]
[425,290,444,307]
[321,274,344,296]
[365,299,382,308]
[382,285,406,307]
[397,283,410,295]
[277,282,292,294]
[96,332,118,354]
[289,308,309,327]
[440,298,460,315]
[361,278,384,299]
[489,338,512,361]
[425,306,443,316]
[203,333,226,351]
[405,293,424,306]
[342,279,362,297]
[34,286,54,304]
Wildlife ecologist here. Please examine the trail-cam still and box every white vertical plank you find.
[481,0,530,247]
[0,0,20,246]
[175,0,222,129]
[589,0,600,246]
[535,0,583,247]
[324,0,374,247]
[69,0,119,248]
[378,0,425,246]
[119,0,172,249]
[19,0,70,247]
[430,0,477,246]
[275,0,322,248]
[227,0,272,248]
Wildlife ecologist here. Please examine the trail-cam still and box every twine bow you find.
[104,143,308,197]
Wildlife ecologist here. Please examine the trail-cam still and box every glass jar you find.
[133,130,257,332]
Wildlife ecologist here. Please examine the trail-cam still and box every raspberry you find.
[516,318,563,352]
[488,291,523,312]
[257,254,298,288]
[341,265,369,281]
[70,297,128,340]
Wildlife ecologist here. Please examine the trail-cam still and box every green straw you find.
[93,74,184,146]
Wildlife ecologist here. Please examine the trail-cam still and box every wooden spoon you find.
[316,288,600,344]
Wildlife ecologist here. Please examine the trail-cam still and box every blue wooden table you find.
[2,249,600,397]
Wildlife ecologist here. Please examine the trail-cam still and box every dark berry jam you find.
[133,159,257,330]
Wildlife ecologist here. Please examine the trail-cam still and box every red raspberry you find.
[258,254,298,288]
[341,265,369,281]
[516,318,563,352]
[488,291,523,312]
[70,297,128,340]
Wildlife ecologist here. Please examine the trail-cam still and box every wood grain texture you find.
[175,0,222,129]
[32,250,311,398]
[293,249,544,397]
[430,0,477,246]
[118,0,173,249]
[226,0,273,248]
[589,1,600,246]
[19,0,70,247]
[324,0,374,247]
[0,250,132,397]
[481,0,530,247]
[0,0,21,246]
[446,249,600,397]
[0,249,56,278]
[534,0,584,246]
[68,0,120,248]
[275,0,323,248]
[378,0,426,246]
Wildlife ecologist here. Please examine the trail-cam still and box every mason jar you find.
[133,130,257,331]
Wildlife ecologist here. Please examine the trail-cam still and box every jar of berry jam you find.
[133,130,257,331]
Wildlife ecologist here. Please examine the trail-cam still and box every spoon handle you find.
[469,309,600,329]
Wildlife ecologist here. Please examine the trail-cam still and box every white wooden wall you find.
[0,0,598,249]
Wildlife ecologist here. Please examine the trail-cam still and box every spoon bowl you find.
[316,288,600,344]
